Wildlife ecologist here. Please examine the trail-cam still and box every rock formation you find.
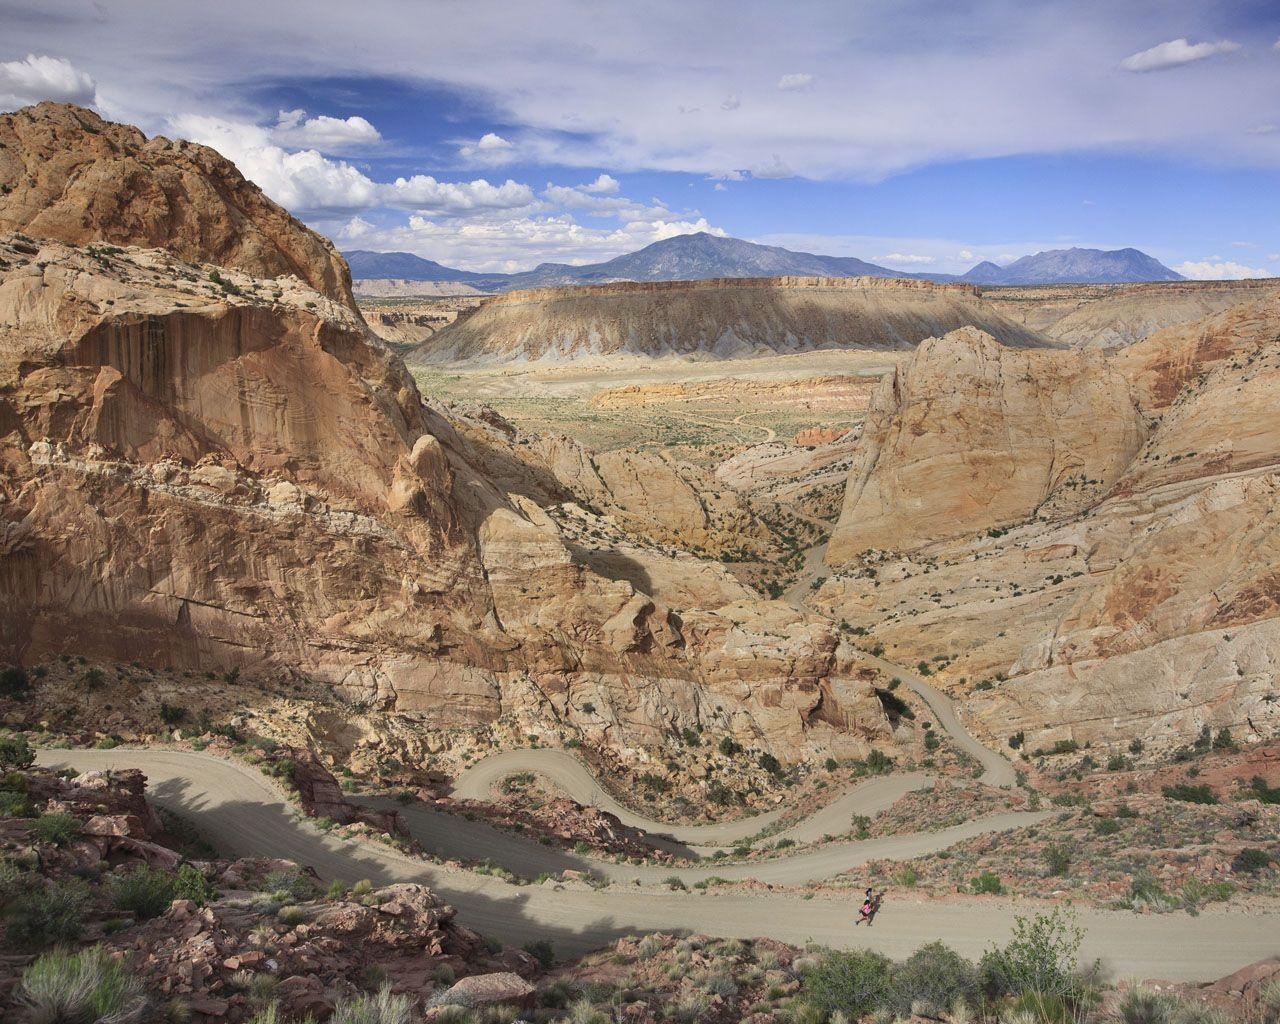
[412,276,1051,363]
[0,103,356,309]
[818,297,1280,753]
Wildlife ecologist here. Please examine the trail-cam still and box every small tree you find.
[0,731,35,770]
[980,907,1087,1003]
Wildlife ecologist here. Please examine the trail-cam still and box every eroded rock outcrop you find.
[0,103,357,309]
[817,296,1280,752]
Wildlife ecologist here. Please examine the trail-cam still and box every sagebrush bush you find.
[891,941,981,1014]
[0,731,35,770]
[1119,986,1181,1024]
[262,867,315,900]
[802,949,893,1017]
[173,863,216,906]
[19,944,148,1024]
[112,864,177,920]
[32,811,81,847]
[5,878,91,949]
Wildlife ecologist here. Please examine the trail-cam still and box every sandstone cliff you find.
[817,298,1280,753]
[0,103,357,309]
[412,276,1051,363]
[0,235,887,764]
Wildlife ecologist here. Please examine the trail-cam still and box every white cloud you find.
[581,173,620,194]
[709,170,746,181]
[0,54,97,110]
[1120,38,1240,73]
[777,73,814,91]
[388,174,535,213]
[335,211,726,272]
[458,131,514,159]
[751,155,793,178]
[721,94,741,111]
[273,109,381,150]
[713,182,727,191]
[958,249,975,261]
[1174,259,1271,280]
[881,252,936,264]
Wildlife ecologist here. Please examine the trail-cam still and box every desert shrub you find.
[876,688,915,720]
[718,736,742,757]
[523,939,555,967]
[979,907,1085,1003]
[173,864,216,906]
[1232,848,1275,874]
[277,905,307,926]
[1095,817,1120,836]
[111,864,177,920]
[971,871,1003,894]
[864,749,893,774]
[891,941,980,1014]
[5,878,91,949]
[0,857,36,906]
[1118,986,1181,1024]
[1043,845,1071,876]
[758,752,782,776]
[0,731,35,770]
[262,867,315,900]
[1162,783,1217,805]
[327,879,349,899]
[32,811,81,847]
[19,944,149,1023]
[0,665,30,699]
[82,667,106,690]
[801,949,893,1017]
[0,788,33,818]
[330,983,412,1024]
[159,702,188,725]
[1245,777,1280,805]
[924,731,942,753]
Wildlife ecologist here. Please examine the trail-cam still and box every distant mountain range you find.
[345,234,1185,292]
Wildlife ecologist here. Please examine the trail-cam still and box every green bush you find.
[801,949,893,1017]
[330,983,412,1024]
[1095,817,1121,836]
[5,878,91,949]
[523,938,555,967]
[173,864,216,906]
[718,736,742,757]
[1044,844,1071,877]
[864,749,893,774]
[32,811,81,847]
[1232,848,1274,874]
[890,941,979,1014]
[0,731,35,770]
[971,871,1003,894]
[758,752,782,777]
[1244,777,1280,805]
[979,907,1085,1003]
[0,789,33,818]
[18,944,148,1023]
[0,665,30,699]
[1162,783,1217,805]
[262,868,315,900]
[159,702,188,726]
[111,865,177,920]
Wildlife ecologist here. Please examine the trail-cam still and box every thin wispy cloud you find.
[1120,38,1240,73]
[777,73,814,91]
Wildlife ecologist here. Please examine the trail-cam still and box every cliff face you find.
[817,299,1280,752]
[0,236,888,763]
[413,276,1051,363]
[0,103,357,310]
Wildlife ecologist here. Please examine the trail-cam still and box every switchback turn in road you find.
[36,748,1280,981]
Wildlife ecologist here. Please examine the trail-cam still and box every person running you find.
[855,887,874,925]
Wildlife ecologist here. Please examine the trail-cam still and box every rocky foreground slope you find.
[819,292,1280,753]
[412,276,1050,362]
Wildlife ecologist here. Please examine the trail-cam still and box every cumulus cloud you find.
[881,252,936,264]
[389,174,535,212]
[1120,38,1240,73]
[273,109,381,150]
[458,132,514,159]
[0,54,97,110]
[713,182,727,191]
[581,173,620,194]
[1175,259,1271,280]
[335,211,726,272]
[777,73,814,91]
[958,249,975,261]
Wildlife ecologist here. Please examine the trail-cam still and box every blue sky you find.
[1,0,1278,277]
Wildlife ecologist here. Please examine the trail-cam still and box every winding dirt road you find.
[34,747,1280,981]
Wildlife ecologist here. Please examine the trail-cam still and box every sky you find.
[0,0,1278,278]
